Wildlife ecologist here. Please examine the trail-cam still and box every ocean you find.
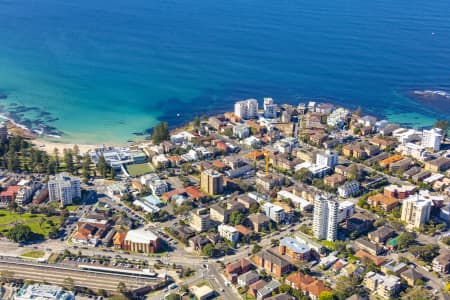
[0,0,449,144]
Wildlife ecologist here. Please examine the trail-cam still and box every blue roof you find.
[280,237,310,254]
[142,195,163,207]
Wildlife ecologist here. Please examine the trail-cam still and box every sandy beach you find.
[31,139,103,154]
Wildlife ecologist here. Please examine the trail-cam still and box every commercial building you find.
[401,191,432,228]
[313,195,338,241]
[235,99,259,120]
[421,128,442,151]
[13,284,74,300]
[48,172,81,206]
[123,228,162,253]
[200,169,223,195]
[279,237,312,262]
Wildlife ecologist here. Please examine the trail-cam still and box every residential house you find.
[401,268,423,286]
[257,280,280,300]
[237,270,259,287]
[225,258,252,283]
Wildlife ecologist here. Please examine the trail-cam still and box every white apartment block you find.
[327,107,350,127]
[337,180,360,198]
[396,142,427,160]
[48,173,81,206]
[421,128,443,151]
[313,195,338,241]
[337,200,355,223]
[401,191,432,229]
[218,224,239,243]
[263,97,277,119]
[234,99,259,120]
[316,150,338,168]
[263,202,285,223]
[393,128,421,145]
[363,272,401,299]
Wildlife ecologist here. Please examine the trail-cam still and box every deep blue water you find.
[0,0,449,143]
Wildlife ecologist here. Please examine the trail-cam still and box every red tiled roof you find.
[185,186,206,199]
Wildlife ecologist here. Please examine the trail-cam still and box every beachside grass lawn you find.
[0,209,61,238]
[126,163,154,177]
[21,250,45,258]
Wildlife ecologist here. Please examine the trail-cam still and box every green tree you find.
[409,244,440,262]
[397,232,416,250]
[117,282,127,294]
[401,285,432,300]
[229,211,245,226]
[318,291,334,300]
[434,119,449,138]
[63,277,75,290]
[0,270,14,283]
[6,224,33,243]
[201,244,216,257]
[348,164,360,181]
[97,154,108,178]
[151,122,170,144]
[251,244,262,254]
[293,168,313,184]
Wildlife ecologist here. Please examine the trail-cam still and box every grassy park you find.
[126,163,154,177]
[0,209,61,238]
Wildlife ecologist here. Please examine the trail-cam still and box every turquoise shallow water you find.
[0,0,449,144]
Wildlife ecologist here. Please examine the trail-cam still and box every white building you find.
[263,202,285,223]
[274,137,298,154]
[393,128,421,145]
[313,195,338,241]
[13,284,74,300]
[234,99,259,120]
[316,150,338,168]
[363,272,401,299]
[327,107,350,128]
[277,190,312,211]
[170,131,196,144]
[218,224,239,243]
[48,173,81,206]
[401,191,433,229]
[152,154,170,168]
[337,180,360,198]
[421,128,443,151]
[337,201,355,223]
[263,97,277,118]
[140,173,160,186]
[397,142,427,160]
[0,122,8,141]
[15,180,40,206]
[233,124,250,139]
